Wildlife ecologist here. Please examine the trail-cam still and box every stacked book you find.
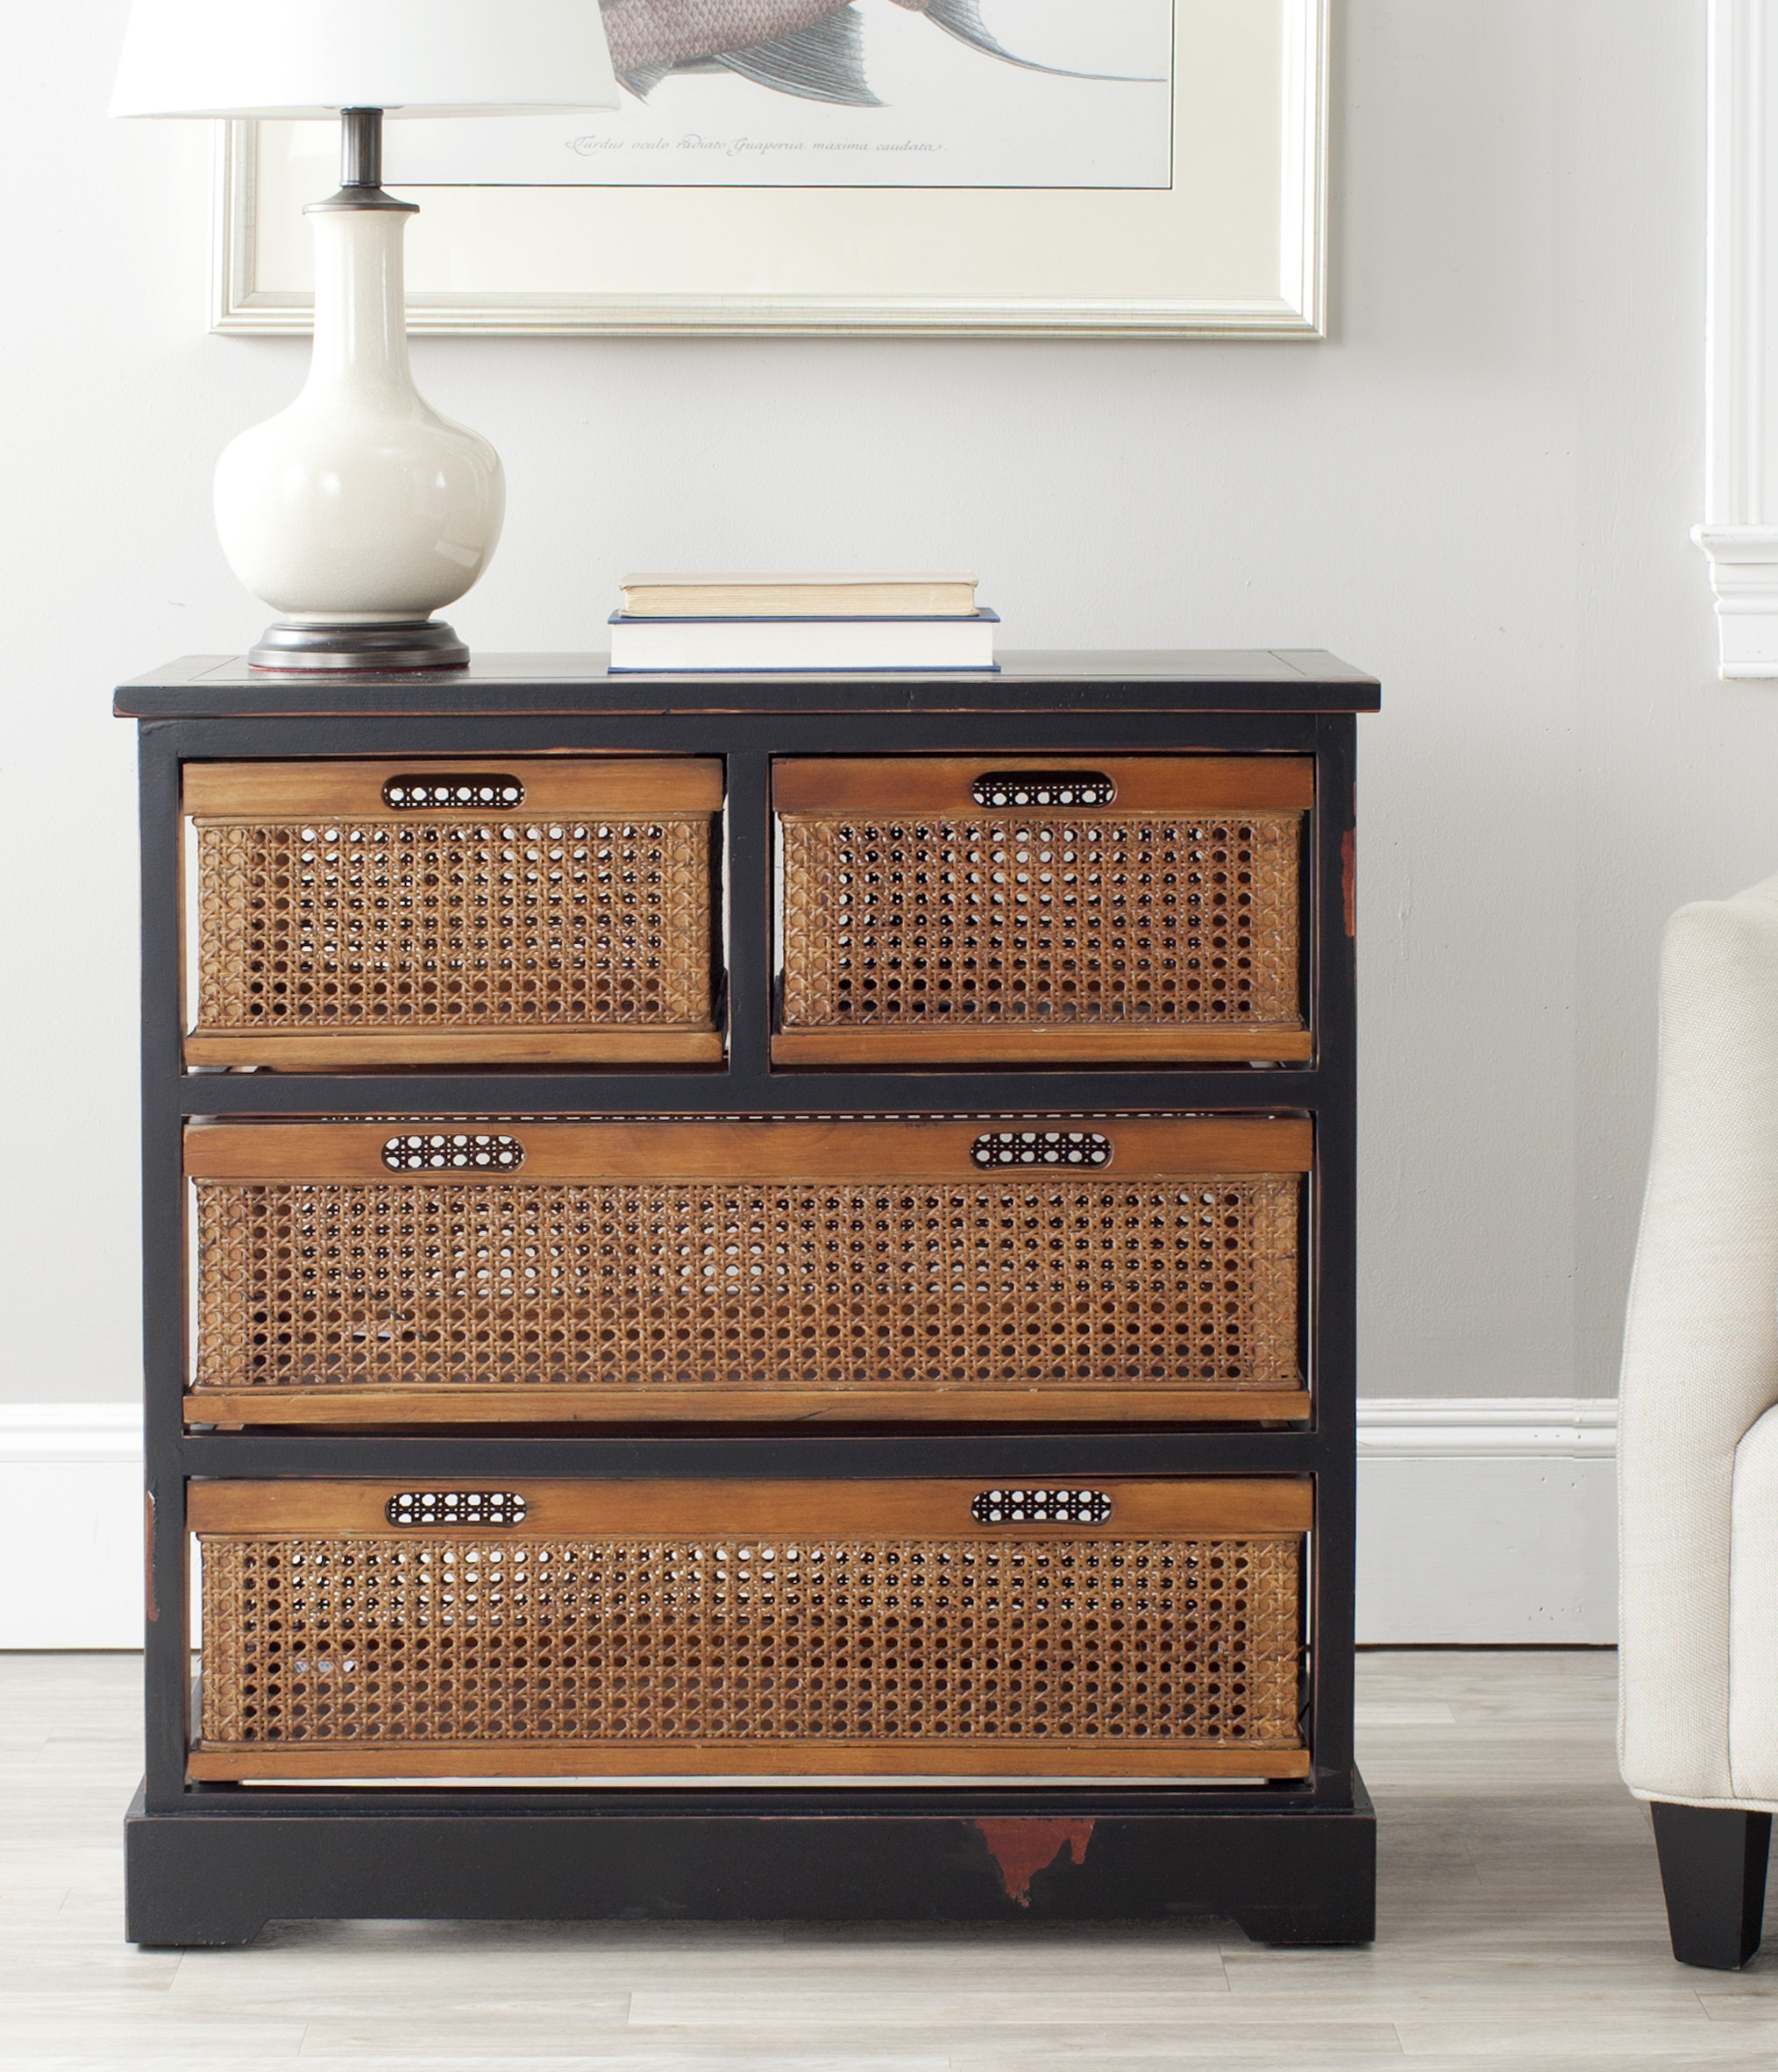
[608,573,998,672]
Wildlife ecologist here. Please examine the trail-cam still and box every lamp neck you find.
[307,106,417,215]
[295,105,423,404]
[302,204,418,402]
[342,106,382,190]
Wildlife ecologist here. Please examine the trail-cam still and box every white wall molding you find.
[0,1406,144,1649]
[1357,1394,1617,1459]
[0,1403,142,1465]
[1696,0,1778,675]
[0,1400,1618,1651]
[1356,1396,1618,1645]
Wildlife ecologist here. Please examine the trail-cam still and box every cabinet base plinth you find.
[124,1774,1375,1948]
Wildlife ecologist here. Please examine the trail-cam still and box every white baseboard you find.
[0,1398,1620,1650]
[1356,1397,1618,1644]
[0,1407,146,1649]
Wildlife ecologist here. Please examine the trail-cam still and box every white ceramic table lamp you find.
[111,0,619,671]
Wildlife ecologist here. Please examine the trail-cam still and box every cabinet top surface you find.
[114,649,1381,720]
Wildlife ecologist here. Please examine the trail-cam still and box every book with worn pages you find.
[618,572,979,619]
[607,609,999,673]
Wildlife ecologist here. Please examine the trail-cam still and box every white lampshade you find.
[110,0,620,119]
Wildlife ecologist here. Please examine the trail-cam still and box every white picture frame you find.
[210,0,1326,341]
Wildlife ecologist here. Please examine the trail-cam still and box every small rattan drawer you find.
[182,759,722,1068]
[185,1114,1312,1428]
[185,1475,1311,1783]
[773,756,1312,1067]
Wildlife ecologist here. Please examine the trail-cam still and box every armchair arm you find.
[1619,879,1778,1803]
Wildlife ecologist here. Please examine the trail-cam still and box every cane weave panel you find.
[193,816,713,1032]
[192,1172,1301,1397]
[197,1531,1303,1751]
[779,812,1300,1028]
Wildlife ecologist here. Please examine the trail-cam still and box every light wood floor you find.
[3,1650,1775,2070]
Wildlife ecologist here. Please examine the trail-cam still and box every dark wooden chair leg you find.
[1650,1802,1772,1969]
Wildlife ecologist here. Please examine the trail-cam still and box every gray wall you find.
[0,3,1761,1405]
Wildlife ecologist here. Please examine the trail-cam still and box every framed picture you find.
[213,0,1326,340]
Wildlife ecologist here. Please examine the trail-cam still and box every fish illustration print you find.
[598,0,1162,107]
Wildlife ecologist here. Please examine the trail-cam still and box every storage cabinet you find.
[120,651,1376,1948]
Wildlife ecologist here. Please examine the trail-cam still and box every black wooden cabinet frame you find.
[117,651,1379,1947]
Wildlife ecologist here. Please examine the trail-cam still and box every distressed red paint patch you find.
[974,1817,1096,1906]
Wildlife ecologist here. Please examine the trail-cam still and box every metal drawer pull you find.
[972,1487,1114,1525]
[970,770,1116,808]
[971,1129,1113,1169]
[386,1491,528,1527]
[380,774,525,809]
[381,1132,525,1173]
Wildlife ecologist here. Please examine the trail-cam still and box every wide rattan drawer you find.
[185,1475,1312,1783]
[182,759,722,1068]
[773,756,1312,1067]
[185,1115,1312,1428]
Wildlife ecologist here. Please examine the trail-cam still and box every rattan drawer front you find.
[773,756,1311,1067]
[187,1476,1311,1782]
[185,1116,1312,1427]
[182,759,722,1068]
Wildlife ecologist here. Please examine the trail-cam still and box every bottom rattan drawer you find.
[188,1477,1311,1783]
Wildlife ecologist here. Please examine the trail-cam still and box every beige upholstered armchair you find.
[1619,874,1778,1968]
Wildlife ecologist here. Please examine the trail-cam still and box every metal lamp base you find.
[248,621,471,673]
